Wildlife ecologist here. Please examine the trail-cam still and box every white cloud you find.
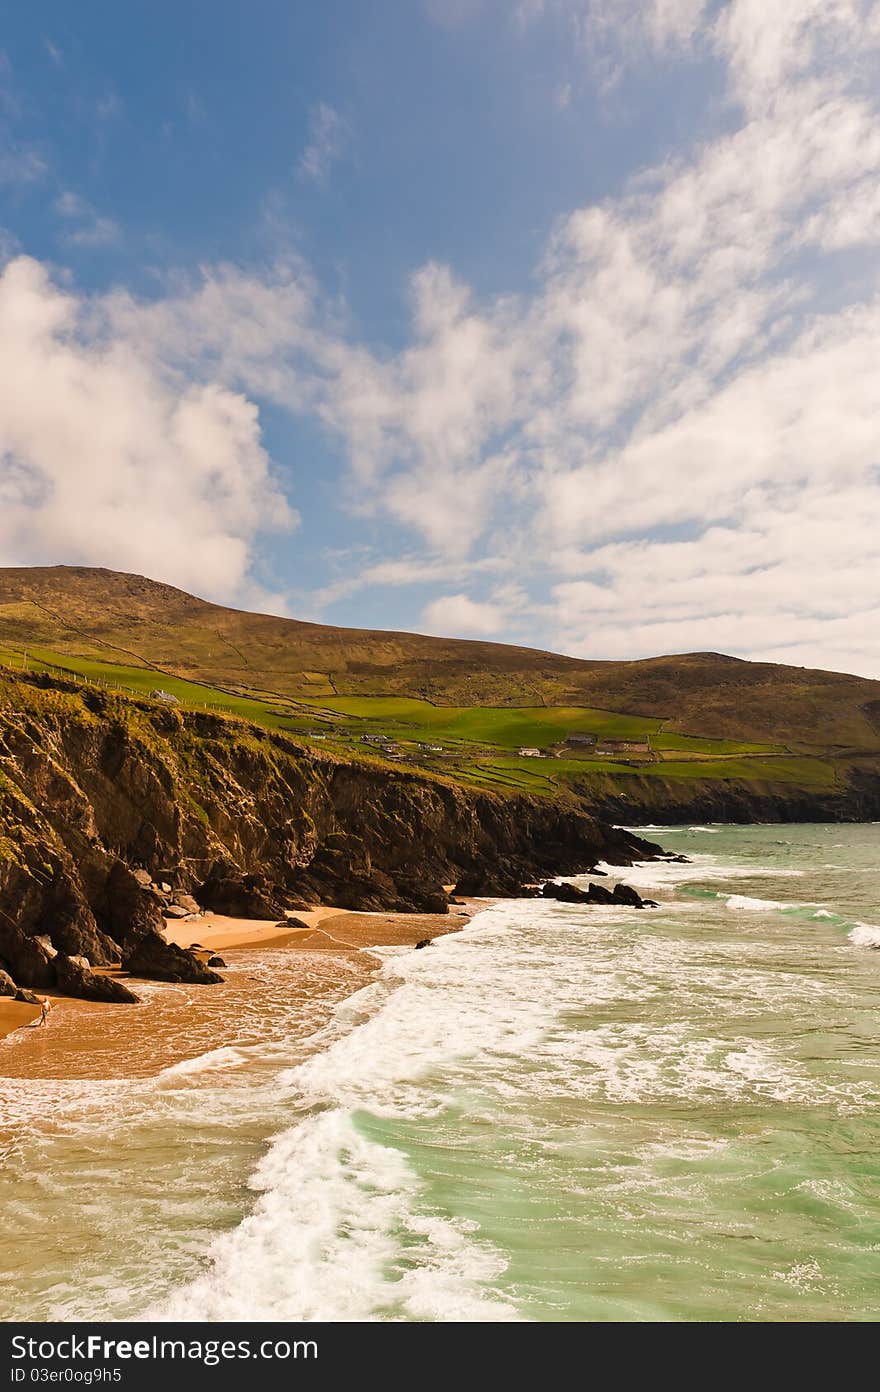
[420,592,508,637]
[55,191,120,247]
[303,0,880,676]
[0,256,295,603]
[299,102,350,184]
[4,1,880,678]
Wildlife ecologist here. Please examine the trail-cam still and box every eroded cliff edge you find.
[0,671,659,1000]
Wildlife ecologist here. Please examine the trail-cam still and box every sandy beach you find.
[0,902,484,1074]
[0,997,41,1038]
[163,905,476,954]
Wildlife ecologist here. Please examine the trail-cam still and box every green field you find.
[316,695,664,746]
[0,645,307,731]
[0,644,834,797]
[454,752,837,795]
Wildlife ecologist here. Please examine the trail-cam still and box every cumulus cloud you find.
[420,592,508,637]
[0,256,295,602]
[3,1,880,677]
[307,0,880,676]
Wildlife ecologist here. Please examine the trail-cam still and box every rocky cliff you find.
[573,759,880,826]
[0,670,659,1000]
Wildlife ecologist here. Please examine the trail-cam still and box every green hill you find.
[1,565,878,819]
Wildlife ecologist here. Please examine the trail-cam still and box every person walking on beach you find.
[39,997,50,1026]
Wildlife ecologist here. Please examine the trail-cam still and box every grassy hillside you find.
[1,566,879,751]
[2,566,877,817]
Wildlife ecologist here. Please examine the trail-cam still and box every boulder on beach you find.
[414,938,432,949]
[123,931,224,984]
[54,954,140,1003]
[14,987,40,1004]
[206,955,226,967]
[170,893,201,915]
[0,968,17,997]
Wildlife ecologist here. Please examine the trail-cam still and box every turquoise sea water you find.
[1,824,878,1321]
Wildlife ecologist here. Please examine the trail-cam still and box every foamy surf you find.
[5,824,880,1324]
[724,894,794,911]
[154,1107,519,1323]
[849,923,880,948]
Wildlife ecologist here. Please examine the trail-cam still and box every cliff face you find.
[574,759,880,826]
[0,672,657,998]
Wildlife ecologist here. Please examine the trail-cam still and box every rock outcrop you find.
[53,954,140,1003]
[121,933,224,985]
[541,879,655,908]
[0,669,663,1000]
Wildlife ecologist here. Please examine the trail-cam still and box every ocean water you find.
[1,824,879,1322]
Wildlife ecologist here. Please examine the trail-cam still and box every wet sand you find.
[0,903,484,1077]
[162,907,342,953]
[0,998,40,1038]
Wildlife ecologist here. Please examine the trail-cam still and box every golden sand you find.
[0,903,484,1074]
[0,998,41,1038]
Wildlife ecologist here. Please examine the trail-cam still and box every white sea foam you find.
[154,1107,519,1322]
[595,855,803,891]
[7,832,880,1324]
[849,923,880,948]
[152,910,531,1322]
[724,894,792,911]
[159,1046,249,1077]
[688,826,720,833]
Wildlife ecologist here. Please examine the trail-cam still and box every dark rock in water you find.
[611,882,645,907]
[14,987,40,1003]
[123,931,223,984]
[414,938,432,949]
[196,872,285,919]
[542,880,592,904]
[0,968,17,997]
[54,954,140,1003]
[585,882,616,904]
[542,879,647,908]
[206,954,226,967]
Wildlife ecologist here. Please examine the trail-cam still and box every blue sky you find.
[1,1,879,677]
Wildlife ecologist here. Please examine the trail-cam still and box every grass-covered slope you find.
[2,565,879,745]
[1,564,878,819]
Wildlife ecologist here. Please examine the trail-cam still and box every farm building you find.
[149,689,180,705]
[565,733,597,746]
[518,747,542,757]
